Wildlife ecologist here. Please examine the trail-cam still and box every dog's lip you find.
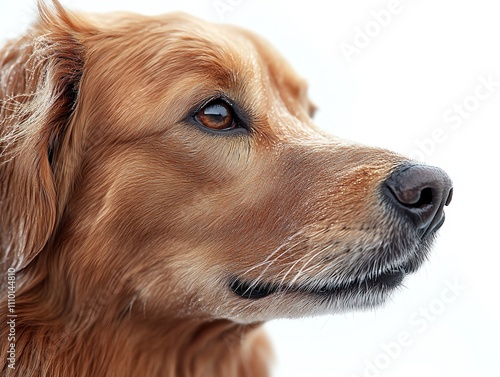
[230,267,406,300]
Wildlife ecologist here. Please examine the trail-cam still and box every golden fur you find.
[0,2,451,376]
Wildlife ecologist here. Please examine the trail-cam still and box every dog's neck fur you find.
[1,281,272,377]
[1,242,273,376]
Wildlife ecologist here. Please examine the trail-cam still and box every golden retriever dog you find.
[0,1,453,376]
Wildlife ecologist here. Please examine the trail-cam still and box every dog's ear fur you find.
[0,1,94,273]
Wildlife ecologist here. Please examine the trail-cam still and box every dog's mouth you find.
[228,204,446,303]
[230,266,407,300]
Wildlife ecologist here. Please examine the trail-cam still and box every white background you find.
[2,1,499,376]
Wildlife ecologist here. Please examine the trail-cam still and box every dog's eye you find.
[195,100,236,131]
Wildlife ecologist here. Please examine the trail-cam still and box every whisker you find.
[288,244,332,287]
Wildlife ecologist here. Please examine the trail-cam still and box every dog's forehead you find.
[154,15,315,133]
[154,14,309,95]
[83,12,315,139]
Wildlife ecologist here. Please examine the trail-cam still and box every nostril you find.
[386,184,433,209]
[387,185,433,208]
[410,187,433,208]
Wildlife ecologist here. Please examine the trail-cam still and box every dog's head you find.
[1,2,452,324]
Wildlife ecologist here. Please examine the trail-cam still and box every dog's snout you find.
[383,164,453,235]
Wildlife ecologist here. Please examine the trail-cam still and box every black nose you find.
[383,164,453,236]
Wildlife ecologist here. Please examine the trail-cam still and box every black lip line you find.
[230,268,406,300]
[230,279,278,300]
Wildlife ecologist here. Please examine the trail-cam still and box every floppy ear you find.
[0,1,93,272]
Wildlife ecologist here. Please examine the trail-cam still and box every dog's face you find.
[6,9,451,325]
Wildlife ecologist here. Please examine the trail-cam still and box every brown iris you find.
[195,100,234,130]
